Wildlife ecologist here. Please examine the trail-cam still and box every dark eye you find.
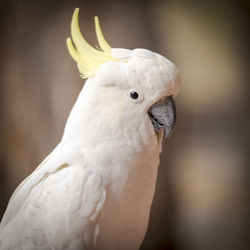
[128,88,143,103]
[130,91,139,100]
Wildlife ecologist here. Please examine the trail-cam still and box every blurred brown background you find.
[0,0,249,249]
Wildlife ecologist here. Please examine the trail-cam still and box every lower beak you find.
[148,96,176,139]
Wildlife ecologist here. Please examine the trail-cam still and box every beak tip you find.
[164,126,175,140]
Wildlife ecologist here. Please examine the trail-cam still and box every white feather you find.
[0,48,181,250]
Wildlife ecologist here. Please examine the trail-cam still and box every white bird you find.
[0,8,181,250]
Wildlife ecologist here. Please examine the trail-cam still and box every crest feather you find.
[66,8,116,78]
[94,16,112,52]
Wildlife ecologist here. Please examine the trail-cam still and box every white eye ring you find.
[127,88,143,103]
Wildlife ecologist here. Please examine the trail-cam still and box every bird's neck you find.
[61,80,96,147]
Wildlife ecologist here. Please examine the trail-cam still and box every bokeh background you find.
[0,0,249,249]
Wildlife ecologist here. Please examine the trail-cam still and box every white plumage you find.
[0,9,181,250]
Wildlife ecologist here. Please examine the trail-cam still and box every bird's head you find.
[65,8,181,145]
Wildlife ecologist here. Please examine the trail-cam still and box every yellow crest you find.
[66,8,117,78]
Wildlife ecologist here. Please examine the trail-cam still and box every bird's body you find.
[0,9,181,250]
[0,142,158,250]
[0,75,161,249]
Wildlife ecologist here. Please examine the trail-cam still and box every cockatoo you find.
[0,8,181,250]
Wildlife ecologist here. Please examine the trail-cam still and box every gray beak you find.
[148,96,176,139]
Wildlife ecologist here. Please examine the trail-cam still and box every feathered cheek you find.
[98,90,125,122]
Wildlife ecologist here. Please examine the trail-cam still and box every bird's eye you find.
[128,89,143,103]
[130,91,138,99]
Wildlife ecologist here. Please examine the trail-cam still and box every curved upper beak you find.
[148,96,176,139]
